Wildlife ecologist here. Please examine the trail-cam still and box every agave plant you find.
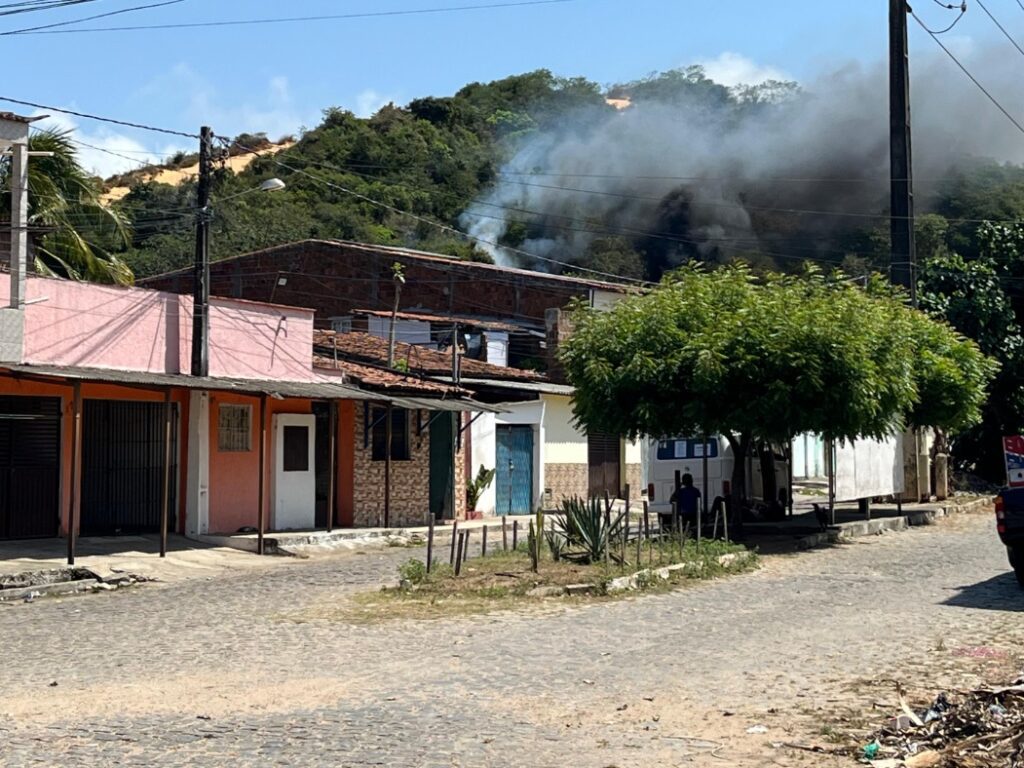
[556,495,625,564]
[0,128,133,284]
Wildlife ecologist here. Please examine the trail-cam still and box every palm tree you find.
[1,128,133,285]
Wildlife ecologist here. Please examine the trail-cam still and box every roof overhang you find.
[440,377,575,396]
[0,364,504,411]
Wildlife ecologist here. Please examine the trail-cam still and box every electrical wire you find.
[13,0,575,34]
[1,0,183,35]
[0,95,198,138]
[911,9,1024,137]
[917,0,968,34]
[975,0,1024,61]
[0,0,96,18]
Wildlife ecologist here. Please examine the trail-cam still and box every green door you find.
[429,413,455,520]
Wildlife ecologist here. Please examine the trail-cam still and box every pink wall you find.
[4,273,317,382]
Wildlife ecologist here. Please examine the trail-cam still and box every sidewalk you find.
[202,516,522,555]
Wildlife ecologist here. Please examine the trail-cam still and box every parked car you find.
[646,435,790,517]
[995,488,1024,587]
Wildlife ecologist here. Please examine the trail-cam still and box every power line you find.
[0,95,199,138]
[910,9,1024,137]
[1,0,182,35]
[0,0,96,18]
[12,0,575,34]
[975,0,1024,61]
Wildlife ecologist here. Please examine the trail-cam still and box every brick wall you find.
[141,240,611,328]
[544,463,589,509]
[351,406,466,527]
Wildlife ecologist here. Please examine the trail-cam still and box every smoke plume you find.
[460,50,1024,275]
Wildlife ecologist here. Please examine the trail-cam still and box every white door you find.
[273,413,316,530]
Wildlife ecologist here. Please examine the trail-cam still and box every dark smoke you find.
[460,50,1024,275]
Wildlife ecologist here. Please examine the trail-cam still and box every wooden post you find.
[463,529,472,564]
[257,393,267,556]
[603,506,611,568]
[722,496,730,544]
[326,400,337,533]
[426,513,435,573]
[622,484,631,566]
[673,469,681,545]
[449,519,459,566]
[502,516,508,551]
[384,405,393,529]
[513,519,519,550]
[66,381,82,566]
[159,387,173,558]
[454,532,465,576]
[481,524,488,557]
[643,500,651,567]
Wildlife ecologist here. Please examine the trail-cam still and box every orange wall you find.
[0,377,190,536]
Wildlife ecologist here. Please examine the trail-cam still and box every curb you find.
[0,578,98,602]
[795,496,993,550]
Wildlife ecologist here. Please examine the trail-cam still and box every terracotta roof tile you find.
[312,355,464,395]
[313,331,545,382]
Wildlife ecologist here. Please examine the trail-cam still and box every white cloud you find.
[138,64,315,143]
[697,52,790,87]
[29,110,187,178]
[353,89,396,118]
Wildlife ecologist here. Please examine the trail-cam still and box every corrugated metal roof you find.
[351,308,533,334]
[0,364,505,412]
[442,377,576,396]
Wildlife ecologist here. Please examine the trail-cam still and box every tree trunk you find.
[757,440,778,505]
[725,432,751,538]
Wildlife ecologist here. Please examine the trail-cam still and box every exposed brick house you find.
[143,240,644,514]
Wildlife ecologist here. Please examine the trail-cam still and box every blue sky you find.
[2,0,1010,175]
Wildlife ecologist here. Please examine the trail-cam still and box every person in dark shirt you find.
[672,473,702,527]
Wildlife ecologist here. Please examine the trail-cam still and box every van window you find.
[656,438,718,460]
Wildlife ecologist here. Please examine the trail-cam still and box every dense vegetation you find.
[34,65,1024,480]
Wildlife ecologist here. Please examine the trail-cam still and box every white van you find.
[646,436,790,516]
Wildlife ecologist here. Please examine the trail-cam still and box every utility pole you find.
[383,263,405,528]
[191,126,213,377]
[450,322,460,521]
[890,0,917,306]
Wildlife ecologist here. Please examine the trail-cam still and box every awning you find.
[0,363,504,411]
[439,377,575,396]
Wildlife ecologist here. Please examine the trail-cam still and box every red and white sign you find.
[1004,436,1024,487]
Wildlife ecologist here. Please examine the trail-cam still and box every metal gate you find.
[81,400,177,536]
[496,425,533,516]
[0,396,60,540]
[588,430,621,498]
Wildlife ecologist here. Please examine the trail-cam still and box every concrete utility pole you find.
[890,0,917,306]
[191,126,213,377]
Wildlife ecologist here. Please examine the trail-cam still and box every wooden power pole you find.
[191,126,214,377]
[890,0,917,307]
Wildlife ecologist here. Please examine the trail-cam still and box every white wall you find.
[470,413,497,514]
[485,331,509,367]
[367,317,433,347]
[542,394,587,464]
[834,434,905,502]
[471,400,546,515]
[591,289,624,311]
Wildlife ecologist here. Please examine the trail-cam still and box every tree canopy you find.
[560,265,996,474]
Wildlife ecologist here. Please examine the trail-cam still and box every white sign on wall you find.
[833,434,905,502]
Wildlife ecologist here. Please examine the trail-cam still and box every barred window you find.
[218,404,252,452]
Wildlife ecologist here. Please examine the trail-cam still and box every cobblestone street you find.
[1,509,1021,767]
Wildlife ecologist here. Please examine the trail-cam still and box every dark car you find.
[995,488,1024,586]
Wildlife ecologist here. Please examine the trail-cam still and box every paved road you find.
[1,510,1021,767]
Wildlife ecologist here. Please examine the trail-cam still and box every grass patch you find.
[301,537,757,624]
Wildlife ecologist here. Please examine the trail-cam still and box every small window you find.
[371,407,410,461]
[283,425,309,472]
[218,404,252,452]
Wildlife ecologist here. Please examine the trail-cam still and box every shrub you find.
[398,558,427,587]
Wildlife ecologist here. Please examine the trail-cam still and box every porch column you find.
[257,393,267,555]
[326,401,337,533]
[185,390,210,538]
[159,387,173,558]
[66,381,82,566]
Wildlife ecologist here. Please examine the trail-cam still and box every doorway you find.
[429,413,455,520]
[588,430,621,499]
[273,413,316,530]
[495,425,534,515]
[0,396,61,540]
[81,399,177,536]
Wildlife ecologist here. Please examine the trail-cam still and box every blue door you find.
[496,425,534,515]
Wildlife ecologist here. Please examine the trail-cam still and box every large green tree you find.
[560,264,996,501]
[1,129,132,284]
